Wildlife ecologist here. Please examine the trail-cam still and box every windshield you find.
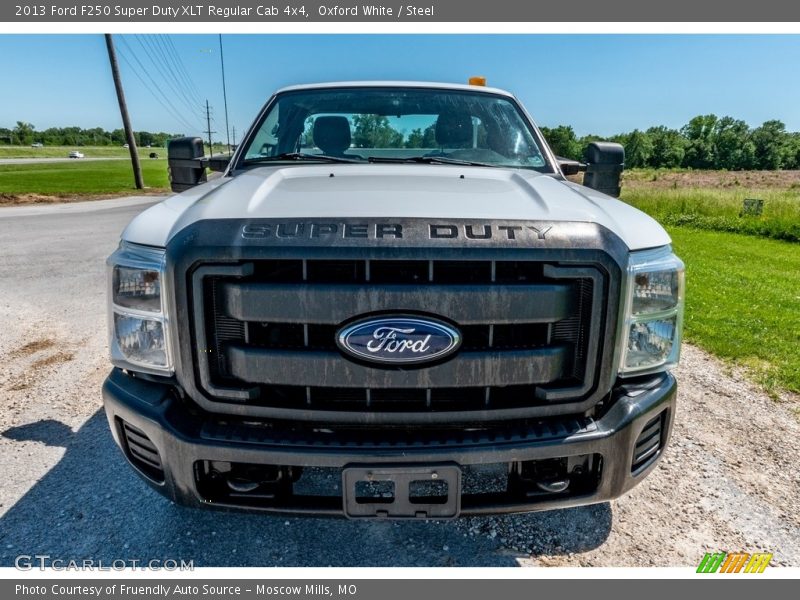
[239,87,553,172]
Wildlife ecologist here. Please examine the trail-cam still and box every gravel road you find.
[0,197,798,567]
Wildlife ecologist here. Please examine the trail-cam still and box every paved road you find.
[0,197,797,568]
[0,197,535,567]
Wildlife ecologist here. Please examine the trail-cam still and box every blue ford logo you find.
[336,316,461,365]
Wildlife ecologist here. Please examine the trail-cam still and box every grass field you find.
[0,145,144,159]
[0,144,228,159]
[0,160,797,397]
[620,170,800,395]
[668,226,800,396]
[621,169,800,242]
[0,159,169,199]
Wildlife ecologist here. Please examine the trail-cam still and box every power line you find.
[161,35,204,104]
[116,52,197,134]
[139,34,200,114]
[134,35,205,122]
[204,100,217,155]
[159,35,205,107]
[145,34,205,115]
[116,38,199,133]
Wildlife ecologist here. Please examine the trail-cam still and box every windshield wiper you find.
[367,155,496,168]
[243,152,363,165]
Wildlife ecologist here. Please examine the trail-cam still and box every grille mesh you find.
[196,258,603,417]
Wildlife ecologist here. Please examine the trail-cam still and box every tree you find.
[712,116,755,170]
[13,121,35,145]
[785,133,800,170]
[540,125,582,160]
[646,126,686,168]
[622,129,654,168]
[682,114,718,169]
[0,123,184,147]
[110,128,126,145]
[404,124,437,148]
[352,114,403,148]
[751,120,791,170]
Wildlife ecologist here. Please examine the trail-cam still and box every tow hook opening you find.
[198,461,300,500]
[509,455,601,498]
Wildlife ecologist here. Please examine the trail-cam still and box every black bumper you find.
[102,368,677,518]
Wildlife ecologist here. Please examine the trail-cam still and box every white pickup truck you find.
[103,80,684,519]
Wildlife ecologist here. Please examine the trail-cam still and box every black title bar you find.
[4,0,800,22]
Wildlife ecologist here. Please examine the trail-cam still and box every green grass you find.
[0,144,229,159]
[0,159,169,196]
[0,145,145,159]
[669,226,800,395]
[622,187,800,243]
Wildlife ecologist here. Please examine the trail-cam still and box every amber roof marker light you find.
[468,76,487,86]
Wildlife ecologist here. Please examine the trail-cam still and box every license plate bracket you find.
[342,464,461,519]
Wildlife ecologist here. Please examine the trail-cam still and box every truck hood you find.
[122,164,670,251]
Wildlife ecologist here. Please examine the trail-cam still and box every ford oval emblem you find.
[336,316,461,366]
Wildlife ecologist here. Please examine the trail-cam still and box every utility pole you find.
[104,34,143,189]
[203,100,216,156]
[219,34,231,154]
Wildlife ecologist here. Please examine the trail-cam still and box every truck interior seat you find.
[313,116,352,156]
[434,110,473,148]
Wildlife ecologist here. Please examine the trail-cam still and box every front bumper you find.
[102,368,676,517]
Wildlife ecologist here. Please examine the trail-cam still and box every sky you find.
[1,34,799,139]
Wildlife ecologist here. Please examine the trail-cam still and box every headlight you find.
[107,242,172,374]
[618,246,685,376]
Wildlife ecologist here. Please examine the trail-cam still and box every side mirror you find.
[207,154,231,173]
[583,142,624,198]
[557,157,586,177]
[167,137,207,192]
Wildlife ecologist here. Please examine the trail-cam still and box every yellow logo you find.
[697,552,772,573]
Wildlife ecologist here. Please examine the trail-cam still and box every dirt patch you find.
[8,338,56,359]
[4,352,75,392]
[0,190,167,207]
[31,352,75,369]
[623,169,800,191]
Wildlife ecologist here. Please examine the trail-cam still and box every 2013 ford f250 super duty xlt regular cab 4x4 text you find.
[102,80,684,519]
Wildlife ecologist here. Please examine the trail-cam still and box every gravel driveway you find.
[0,197,798,567]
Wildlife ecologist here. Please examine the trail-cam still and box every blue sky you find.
[1,34,799,138]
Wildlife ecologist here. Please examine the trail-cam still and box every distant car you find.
[68,151,84,159]
[123,144,129,148]
[31,142,43,148]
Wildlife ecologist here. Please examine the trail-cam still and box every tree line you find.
[7,114,800,170]
[0,122,182,148]
[541,115,800,170]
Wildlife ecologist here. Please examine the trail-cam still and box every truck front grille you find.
[190,258,608,423]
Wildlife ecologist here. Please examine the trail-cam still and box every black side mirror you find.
[583,142,624,198]
[207,154,231,173]
[167,137,207,192]
[557,157,586,177]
